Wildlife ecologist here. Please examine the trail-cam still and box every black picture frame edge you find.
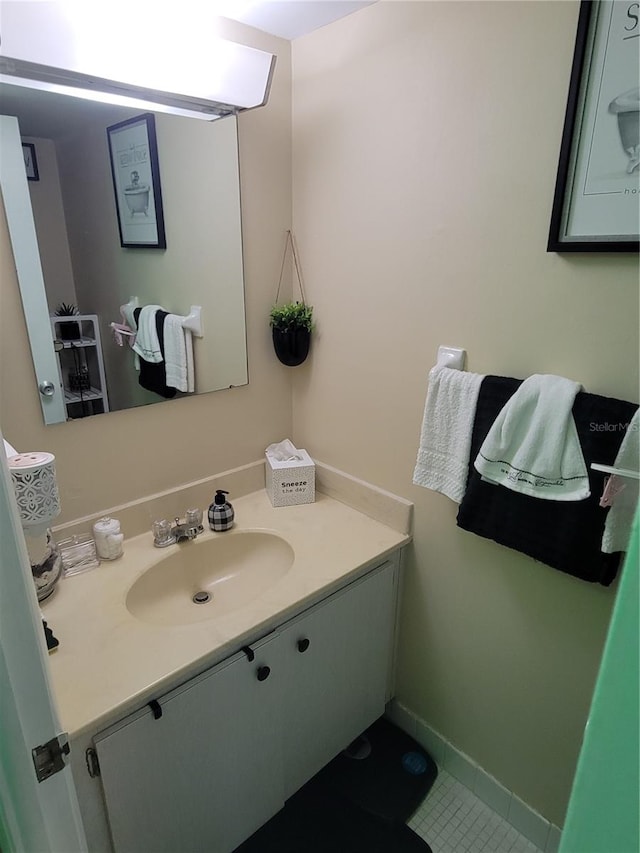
[547,0,640,254]
[106,112,167,250]
[22,141,39,181]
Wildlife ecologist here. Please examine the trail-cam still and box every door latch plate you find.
[32,733,70,782]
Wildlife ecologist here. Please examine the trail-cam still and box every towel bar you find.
[591,463,640,480]
[115,298,203,337]
[437,345,466,370]
[181,306,203,337]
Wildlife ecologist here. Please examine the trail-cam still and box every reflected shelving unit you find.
[50,314,109,419]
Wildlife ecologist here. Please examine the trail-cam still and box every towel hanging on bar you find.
[413,363,484,503]
[474,374,590,502]
[457,375,638,585]
[601,409,639,554]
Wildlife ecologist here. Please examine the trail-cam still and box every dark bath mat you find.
[315,716,438,824]
[235,777,432,853]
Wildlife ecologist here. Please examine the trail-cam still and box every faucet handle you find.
[152,519,176,548]
[185,508,204,534]
[185,508,203,529]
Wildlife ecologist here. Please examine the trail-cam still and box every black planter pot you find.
[59,321,81,340]
[272,326,311,366]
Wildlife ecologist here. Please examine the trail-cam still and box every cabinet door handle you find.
[148,699,162,719]
[256,665,271,682]
[297,638,310,653]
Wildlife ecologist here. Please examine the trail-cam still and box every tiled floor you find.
[408,770,543,853]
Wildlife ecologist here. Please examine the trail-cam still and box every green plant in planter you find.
[54,302,80,340]
[269,301,314,332]
[55,301,79,316]
[270,302,314,366]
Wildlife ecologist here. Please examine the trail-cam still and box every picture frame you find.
[106,113,166,249]
[548,0,639,252]
[22,142,39,181]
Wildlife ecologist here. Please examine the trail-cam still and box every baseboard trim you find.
[385,699,562,853]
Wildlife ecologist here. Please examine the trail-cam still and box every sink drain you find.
[192,591,211,604]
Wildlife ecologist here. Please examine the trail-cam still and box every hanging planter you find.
[270,231,314,367]
[270,304,313,366]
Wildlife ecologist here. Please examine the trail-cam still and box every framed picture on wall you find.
[106,113,166,249]
[22,142,39,181]
[548,0,639,252]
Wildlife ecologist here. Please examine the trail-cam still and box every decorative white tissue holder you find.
[265,441,315,507]
[8,451,61,535]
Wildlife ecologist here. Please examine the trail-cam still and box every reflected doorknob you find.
[38,381,56,398]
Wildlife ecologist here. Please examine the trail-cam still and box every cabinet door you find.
[280,560,397,797]
[94,634,284,853]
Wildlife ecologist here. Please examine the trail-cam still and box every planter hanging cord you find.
[275,230,307,306]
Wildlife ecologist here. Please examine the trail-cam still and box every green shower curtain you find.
[560,506,639,853]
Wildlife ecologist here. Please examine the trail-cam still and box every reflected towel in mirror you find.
[132,305,164,363]
[164,314,194,393]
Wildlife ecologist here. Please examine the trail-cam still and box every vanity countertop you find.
[42,489,410,738]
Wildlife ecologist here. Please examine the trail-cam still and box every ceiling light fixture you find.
[0,1,276,120]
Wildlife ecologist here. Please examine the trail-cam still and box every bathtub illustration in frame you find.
[107,113,166,249]
[548,0,639,252]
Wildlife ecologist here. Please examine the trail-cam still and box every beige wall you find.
[291,1,639,827]
[0,21,294,523]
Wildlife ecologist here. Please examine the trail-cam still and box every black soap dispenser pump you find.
[208,490,234,532]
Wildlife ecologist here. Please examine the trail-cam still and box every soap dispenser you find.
[208,490,234,532]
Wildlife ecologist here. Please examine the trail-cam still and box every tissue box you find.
[265,449,315,507]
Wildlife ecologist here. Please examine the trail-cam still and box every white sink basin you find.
[126,531,294,626]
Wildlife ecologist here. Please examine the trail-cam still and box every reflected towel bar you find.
[114,298,204,338]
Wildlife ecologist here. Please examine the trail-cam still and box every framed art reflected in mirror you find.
[107,113,166,249]
[22,141,39,180]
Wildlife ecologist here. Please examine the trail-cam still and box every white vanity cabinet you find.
[89,558,399,853]
[93,632,285,853]
[279,560,396,798]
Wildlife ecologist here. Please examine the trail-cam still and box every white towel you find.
[413,365,484,503]
[185,330,194,393]
[164,314,194,393]
[474,374,589,501]
[602,409,639,553]
[132,305,164,364]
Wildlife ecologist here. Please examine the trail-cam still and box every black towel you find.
[456,376,638,585]
[133,307,176,399]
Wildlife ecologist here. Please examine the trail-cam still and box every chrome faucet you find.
[152,509,203,547]
[171,516,200,543]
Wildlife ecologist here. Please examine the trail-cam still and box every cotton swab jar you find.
[92,517,124,560]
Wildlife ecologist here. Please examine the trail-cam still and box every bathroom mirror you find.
[0,82,248,423]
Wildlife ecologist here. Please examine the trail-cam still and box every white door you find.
[0,433,87,851]
[0,115,66,425]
